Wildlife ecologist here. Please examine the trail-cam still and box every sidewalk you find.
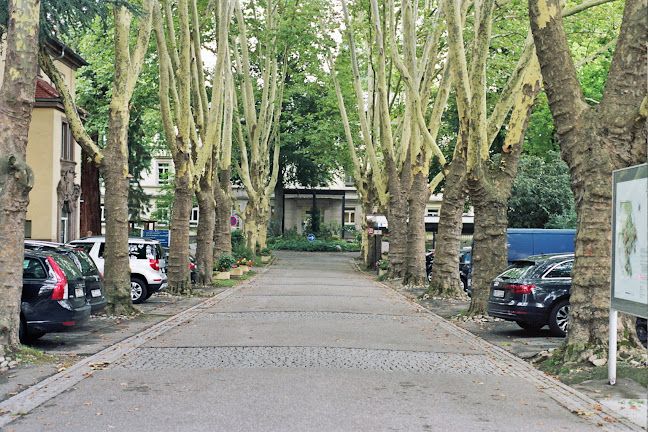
[0,251,645,431]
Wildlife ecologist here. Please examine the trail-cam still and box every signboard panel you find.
[142,229,170,248]
[611,164,647,318]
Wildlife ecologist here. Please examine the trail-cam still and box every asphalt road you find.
[0,252,643,431]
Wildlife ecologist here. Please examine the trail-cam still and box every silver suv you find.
[70,236,167,304]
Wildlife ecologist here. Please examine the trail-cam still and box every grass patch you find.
[211,279,238,287]
[14,346,59,365]
[538,361,647,387]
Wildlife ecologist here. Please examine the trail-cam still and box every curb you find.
[0,267,270,429]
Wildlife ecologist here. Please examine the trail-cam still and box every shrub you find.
[376,259,389,270]
[232,243,254,261]
[260,247,272,256]
[215,254,235,272]
[231,230,245,248]
[270,239,360,252]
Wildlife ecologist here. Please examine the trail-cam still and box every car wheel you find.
[427,271,432,283]
[548,299,570,336]
[461,277,467,293]
[131,277,148,304]
[516,322,544,333]
[19,317,44,343]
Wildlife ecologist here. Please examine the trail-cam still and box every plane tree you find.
[529,0,646,362]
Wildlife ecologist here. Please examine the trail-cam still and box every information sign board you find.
[611,164,647,318]
[142,229,170,248]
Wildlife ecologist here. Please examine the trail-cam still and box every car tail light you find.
[149,259,160,271]
[504,284,535,294]
[47,256,69,300]
[189,262,196,270]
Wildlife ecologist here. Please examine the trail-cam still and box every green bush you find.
[232,243,254,261]
[260,247,272,256]
[231,230,245,248]
[270,239,360,252]
[215,254,235,272]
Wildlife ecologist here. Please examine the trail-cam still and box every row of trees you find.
[0,0,645,368]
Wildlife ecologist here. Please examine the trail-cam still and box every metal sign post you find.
[609,164,647,385]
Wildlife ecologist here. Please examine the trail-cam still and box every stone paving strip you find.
[0,283,247,429]
[388,287,646,432]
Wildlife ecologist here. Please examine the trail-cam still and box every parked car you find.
[162,247,198,283]
[24,240,107,314]
[458,247,472,294]
[21,249,91,342]
[70,236,167,304]
[487,253,574,336]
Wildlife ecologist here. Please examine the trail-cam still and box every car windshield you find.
[497,261,535,280]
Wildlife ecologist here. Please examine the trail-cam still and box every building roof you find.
[35,78,59,99]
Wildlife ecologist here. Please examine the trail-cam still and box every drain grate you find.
[117,346,515,374]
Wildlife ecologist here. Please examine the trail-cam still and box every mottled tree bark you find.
[405,153,430,285]
[195,174,214,285]
[529,0,647,361]
[428,163,467,297]
[0,0,39,352]
[213,169,232,256]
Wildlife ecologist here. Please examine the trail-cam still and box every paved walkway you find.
[0,251,643,431]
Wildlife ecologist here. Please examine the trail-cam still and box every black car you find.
[21,249,92,342]
[459,247,472,294]
[487,253,573,336]
[163,247,199,283]
[425,250,434,282]
[24,240,107,314]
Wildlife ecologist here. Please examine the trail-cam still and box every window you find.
[61,121,73,160]
[544,261,573,279]
[344,208,356,225]
[60,202,70,243]
[23,257,46,279]
[158,162,171,185]
[427,208,439,217]
[190,207,199,225]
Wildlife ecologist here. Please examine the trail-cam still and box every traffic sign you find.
[230,216,238,226]
[368,227,374,235]
[307,234,316,242]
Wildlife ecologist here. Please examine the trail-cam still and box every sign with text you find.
[611,164,647,318]
[142,229,170,248]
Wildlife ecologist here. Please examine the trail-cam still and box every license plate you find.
[492,289,505,298]
[91,289,102,298]
[75,287,85,298]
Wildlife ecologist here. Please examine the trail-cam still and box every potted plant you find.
[215,254,235,280]
[230,263,244,277]
[236,257,251,273]
[260,248,272,263]
[376,259,389,276]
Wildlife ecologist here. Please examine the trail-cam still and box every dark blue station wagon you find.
[487,253,573,336]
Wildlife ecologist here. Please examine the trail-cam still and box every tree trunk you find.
[428,165,467,297]
[243,201,259,254]
[404,155,429,285]
[213,170,232,256]
[467,184,510,315]
[272,181,285,237]
[385,152,411,278]
[102,107,134,314]
[529,0,647,362]
[80,148,102,237]
[0,0,40,354]
[195,175,214,285]
[361,198,376,268]
[168,151,193,294]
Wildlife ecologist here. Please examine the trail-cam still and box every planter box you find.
[378,268,387,276]
[230,267,244,276]
[261,256,271,263]
[241,265,250,273]
[214,271,230,280]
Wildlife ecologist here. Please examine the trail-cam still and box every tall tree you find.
[153,0,234,289]
[0,0,39,354]
[338,0,450,283]
[529,0,647,361]
[40,0,154,314]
